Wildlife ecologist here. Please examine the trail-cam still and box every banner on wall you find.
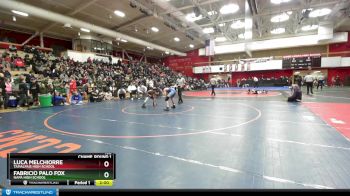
[205,39,215,56]
[94,54,110,63]
[192,55,350,74]
[193,58,281,74]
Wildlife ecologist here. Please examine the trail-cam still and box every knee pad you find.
[165,97,169,101]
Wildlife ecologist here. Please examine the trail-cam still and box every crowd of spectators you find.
[0,46,27,71]
[0,46,206,109]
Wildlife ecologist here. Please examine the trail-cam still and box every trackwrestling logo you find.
[1,188,57,196]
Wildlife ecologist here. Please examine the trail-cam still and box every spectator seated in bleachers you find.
[2,68,11,79]
[1,50,11,69]
[117,87,126,100]
[14,57,26,71]
[9,45,17,53]
[104,91,113,101]
[137,83,147,99]
[127,82,137,100]
[71,91,83,105]
[52,90,66,106]
[90,88,103,102]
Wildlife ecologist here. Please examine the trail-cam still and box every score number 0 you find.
[104,161,110,178]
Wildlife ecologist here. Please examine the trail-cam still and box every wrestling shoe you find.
[171,105,176,109]
[141,104,146,108]
[164,107,170,111]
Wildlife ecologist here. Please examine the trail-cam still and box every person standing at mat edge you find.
[317,73,325,91]
[0,73,6,109]
[210,77,217,96]
[68,76,77,104]
[253,76,259,88]
[176,74,186,104]
[304,72,314,95]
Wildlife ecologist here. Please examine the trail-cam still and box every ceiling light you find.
[245,32,252,39]
[63,23,72,28]
[203,27,215,34]
[121,39,128,43]
[215,37,227,42]
[220,4,239,15]
[301,25,318,31]
[114,10,125,17]
[12,16,16,22]
[271,0,291,4]
[271,13,289,23]
[271,27,285,34]
[287,11,293,15]
[231,20,245,29]
[189,44,194,48]
[237,32,252,39]
[165,51,170,54]
[186,13,203,22]
[151,27,159,32]
[78,32,80,36]
[207,11,217,16]
[11,10,29,17]
[80,28,90,33]
[174,37,180,42]
[309,8,332,18]
[147,46,153,50]
[218,23,225,27]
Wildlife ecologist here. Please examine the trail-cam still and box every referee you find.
[176,74,186,104]
[210,77,217,96]
[304,73,314,95]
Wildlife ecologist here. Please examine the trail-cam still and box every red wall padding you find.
[329,32,350,57]
[327,67,350,85]
[0,29,72,50]
[163,50,209,77]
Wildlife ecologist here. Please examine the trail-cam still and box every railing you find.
[0,41,53,52]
